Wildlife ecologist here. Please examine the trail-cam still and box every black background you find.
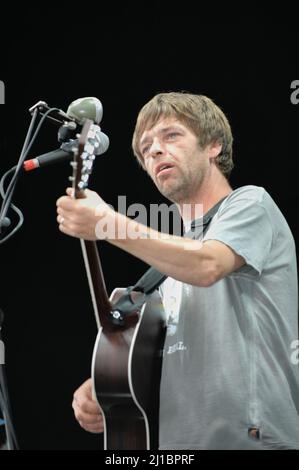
[0,11,298,450]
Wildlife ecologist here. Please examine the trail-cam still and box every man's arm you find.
[56,189,245,287]
[110,228,245,287]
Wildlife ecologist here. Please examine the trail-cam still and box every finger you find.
[67,187,87,199]
[73,395,102,414]
[79,421,104,433]
[66,187,75,197]
[56,195,72,209]
[57,214,65,225]
[57,200,89,217]
[58,221,76,237]
[73,407,102,425]
[56,208,76,224]
[56,195,80,211]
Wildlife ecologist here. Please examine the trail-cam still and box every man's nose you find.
[149,137,164,157]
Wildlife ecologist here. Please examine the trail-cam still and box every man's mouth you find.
[155,163,175,177]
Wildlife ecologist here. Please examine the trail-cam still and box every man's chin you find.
[159,187,184,203]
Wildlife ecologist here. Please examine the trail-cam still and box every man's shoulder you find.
[219,185,280,213]
[219,185,289,231]
[216,185,281,220]
[225,185,267,204]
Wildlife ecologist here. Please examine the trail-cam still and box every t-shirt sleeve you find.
[204,189,275,276]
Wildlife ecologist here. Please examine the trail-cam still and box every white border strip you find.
[80,238,101,329]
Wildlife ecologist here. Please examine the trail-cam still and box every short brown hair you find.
[132,92,234,178]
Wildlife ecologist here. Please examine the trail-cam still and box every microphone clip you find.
[58,121,79,143]
[28,101,78,127]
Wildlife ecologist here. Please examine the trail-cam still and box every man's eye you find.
[167,132,179,139]
[142,146,150,155]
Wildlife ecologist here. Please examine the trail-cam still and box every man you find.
[56,92,299,449]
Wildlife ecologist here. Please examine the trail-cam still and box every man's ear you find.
[208,141,222,161]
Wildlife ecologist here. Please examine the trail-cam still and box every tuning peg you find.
[88,128,97,139]
[81,174,89,183]
[83,160,93,170]
[81,151,89,160]
[82,167,92,176]
[85,143,95,154]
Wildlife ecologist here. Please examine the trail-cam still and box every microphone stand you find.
[0,109,41,450]
[0,107,39,233]
[0,103,66,245]
[0,101,67,233]
[0,310,19,450]
[0,103,59,450]
[0,99,108,449]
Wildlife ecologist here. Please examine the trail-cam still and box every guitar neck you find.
[80,239,112,329]
[70,118,112,329]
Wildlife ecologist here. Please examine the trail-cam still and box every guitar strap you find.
[110,196,227,325]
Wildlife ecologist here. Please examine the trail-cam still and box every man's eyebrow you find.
[140,125,183,147]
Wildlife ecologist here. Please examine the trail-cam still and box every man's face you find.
[139,117,214,204]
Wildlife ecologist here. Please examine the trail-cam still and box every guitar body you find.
[92,288,166,450]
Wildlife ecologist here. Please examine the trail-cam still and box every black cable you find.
[0,309,19,449]
[0,107,60,221]
[0,167,24,245]
[0,108,39,224]
[0,107,61,244]
[0,376,19,449]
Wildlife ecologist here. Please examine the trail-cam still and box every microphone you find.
[57,98,105,143]
[23,144,74,172]
[66,97,103,125]
[23,97,109,171]
[23,131,109,172]
[30,97,104,127]
[0,98,108,242]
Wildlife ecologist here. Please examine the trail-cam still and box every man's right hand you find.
[72,378,104,433]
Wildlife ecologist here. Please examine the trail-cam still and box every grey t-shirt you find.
[159,185,299,450]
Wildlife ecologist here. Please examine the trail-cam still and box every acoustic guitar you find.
[70,119,166,450]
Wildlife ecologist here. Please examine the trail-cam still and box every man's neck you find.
[178,170,233,224]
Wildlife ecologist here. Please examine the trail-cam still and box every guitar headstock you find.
[70,118,98,199]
